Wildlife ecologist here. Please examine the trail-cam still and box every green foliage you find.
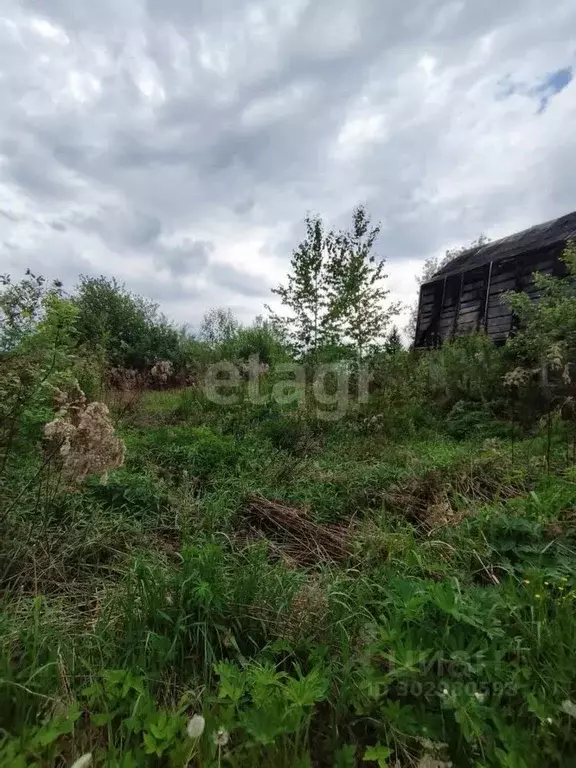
[4,233,576,766]
[199,307,240,347]
[422,333,506,408]
[506,241,576,367]
[128,425,242,485]
[385,325,403,353]
[326,205,400,357]
[271,207,398,359]
[0,271,64,352]
[224,318,289,366]
[74,275,181,370]
[270,213,337,357]
[0,274,87,481]
[85,468,172,517]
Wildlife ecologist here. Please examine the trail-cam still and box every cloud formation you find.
[1,0,575,332]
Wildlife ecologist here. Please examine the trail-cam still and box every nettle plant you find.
[213,659,329,763]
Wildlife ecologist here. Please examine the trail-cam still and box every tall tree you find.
[268,214,337,357]
[327,205,400,358]
[74,275,180,369]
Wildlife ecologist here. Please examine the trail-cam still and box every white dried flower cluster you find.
[546,343,565,372]
[108,366,143,391]
[44,386,125,485]
[151,359,174,384]
[503,367,533,389]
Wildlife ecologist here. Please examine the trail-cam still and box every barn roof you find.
[429,209,576,282]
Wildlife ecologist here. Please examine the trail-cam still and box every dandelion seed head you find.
[186,714,205,739]
[70,754,92,768]
[212,726,229,746]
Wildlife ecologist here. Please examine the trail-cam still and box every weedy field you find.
[3,243,576,766]
[2,379,576,768]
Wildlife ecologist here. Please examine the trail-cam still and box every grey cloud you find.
[1,0,576,327]
[157,239,214,277]
[2,239,94,288]
[72,208,162,250]
[0,209,20,222]
[207,262,271,298]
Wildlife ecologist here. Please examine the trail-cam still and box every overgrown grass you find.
[2,385,576,767]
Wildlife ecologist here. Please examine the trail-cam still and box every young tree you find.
[386,325,403,353]
[0,270,64,352]
[327,205,400,358]
[198,308,239,347]
[268,214,337,358]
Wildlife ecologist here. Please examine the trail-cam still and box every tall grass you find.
[2,364,576,766]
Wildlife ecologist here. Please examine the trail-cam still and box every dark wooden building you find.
[414,210,576,348]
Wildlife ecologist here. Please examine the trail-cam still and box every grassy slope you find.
[1,390,576,767]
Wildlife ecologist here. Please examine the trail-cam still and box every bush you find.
[422,333,507,409]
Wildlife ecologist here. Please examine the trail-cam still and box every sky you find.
[0,0,575,336]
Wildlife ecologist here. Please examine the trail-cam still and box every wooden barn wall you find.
[415,245,566,348]
[485,258,515,342]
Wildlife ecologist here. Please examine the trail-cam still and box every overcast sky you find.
[1,0,575,334]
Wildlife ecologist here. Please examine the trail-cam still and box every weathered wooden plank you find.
[489,319,512,331]
[487,306,512,320]
[529,260,556,272]
[487,318,513,333]
[489,321,512,332]
[460,290,484,303]
[462,277,485,288]
[456,317,481,332]
[489,274,517,287]
[489,271,517,286]
[459,300,482,312]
